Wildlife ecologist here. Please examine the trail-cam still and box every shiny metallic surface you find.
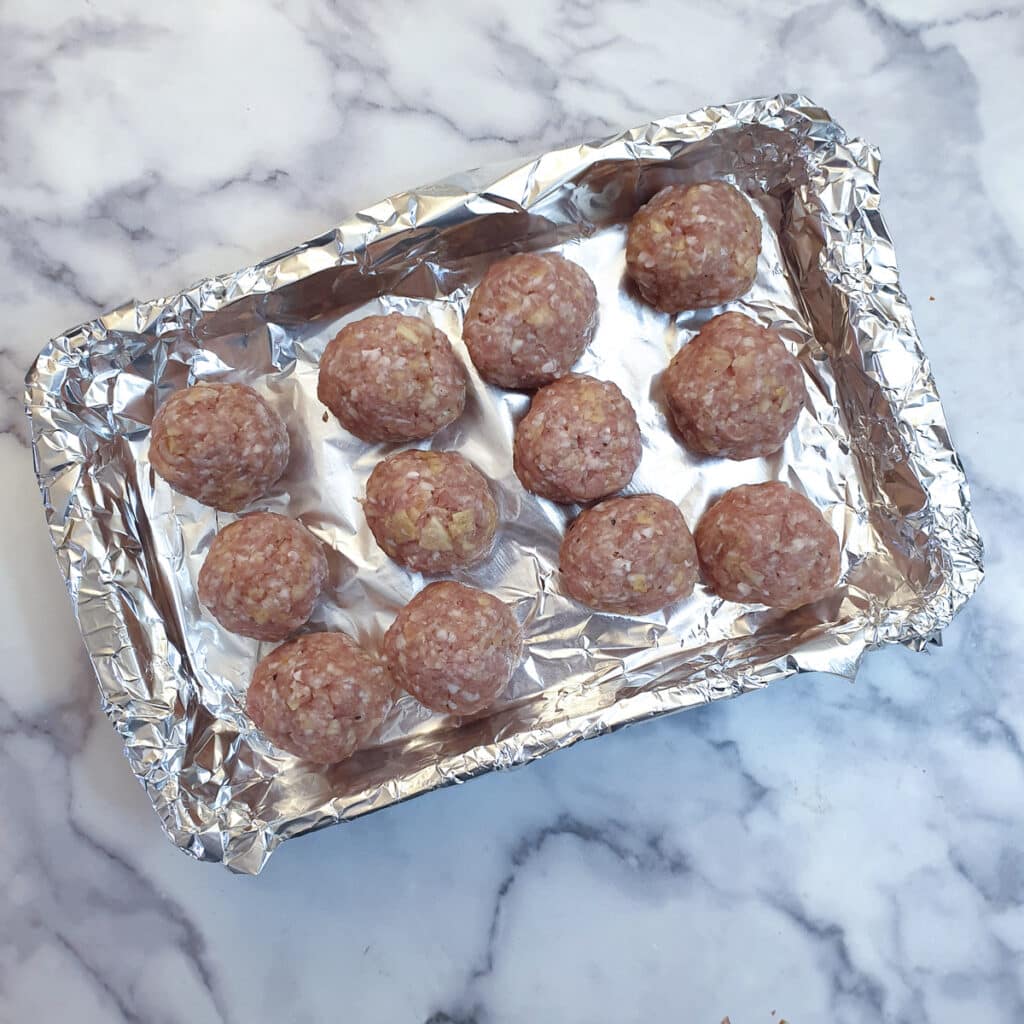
[24,95,983,874]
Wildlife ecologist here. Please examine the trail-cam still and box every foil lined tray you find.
[25,94,984,874]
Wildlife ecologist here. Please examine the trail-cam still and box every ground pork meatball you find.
[695,482,840,608]
[363,450,498,572]
[559,494,699,615]
[247,632,393,763]
[198,512,328,641]
[317,313,466,443]
[663,312,805,460]
[513,374,641,503]
[384,581,522,714]
[625,181,761,312]
[462,252,598,389]
[149,381,289,510]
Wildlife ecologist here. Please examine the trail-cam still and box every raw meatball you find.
[513,374,641,503]
[317,313,466,443]
[463,252,598,389]
[149,381,289,511]
[626,181,761,312]
[364,450,498,573]
[695,482,840,608]
[247,632,393,763]
[384,581,522,714]
[198,512,328,642]
[663,312,805,460]
[560,494,699,615]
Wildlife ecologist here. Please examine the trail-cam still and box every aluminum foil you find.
[25,94,984,874]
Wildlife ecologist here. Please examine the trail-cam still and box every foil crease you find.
[24,95,984,874]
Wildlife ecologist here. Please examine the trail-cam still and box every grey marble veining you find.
[1,1,1021,1021]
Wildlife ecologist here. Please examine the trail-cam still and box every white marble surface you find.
[1,1,1021,1021]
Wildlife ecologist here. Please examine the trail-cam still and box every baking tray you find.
[25,94,983,873]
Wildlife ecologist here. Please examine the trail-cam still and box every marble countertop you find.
[2,2,1020,1021]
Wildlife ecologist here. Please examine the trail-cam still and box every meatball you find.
[384,581,522,714]
[363,450,498,573]
[695,482,840,608]
[198,512,328,642]
[625,181,761,312]
[663,312,805,460]
[247,632,393,763]
[463,252,598,389]
[149,381,289,511]
[559,494,699,615]
[317,313,466,443]
[513,374,641,503]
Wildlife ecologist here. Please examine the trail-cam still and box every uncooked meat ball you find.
[514,374,641,503]
[247,632,393,763]
[317,313,466,443]
[149,381,289,510]
[463,252,598,389]
[363,450,498,573]
[626,181,761,312]
[663,312,805,460]
[384,581,522,714]
[559,494,699,615]
[198,512,328,642]
[695,482,840,608]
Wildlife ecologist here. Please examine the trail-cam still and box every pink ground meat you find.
[198,512,328,642]
[247,631,394,763]
[695,482,840,608]
[317,313,466,443]
[463,252,598,389]
[363,450,498,573]
[625,181,761,312]
[384,581,522,714]
[513,374,641,503]
[559,494,699,615]
[149,381,289,511]
[663,312,805,460]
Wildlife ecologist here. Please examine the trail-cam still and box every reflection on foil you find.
[25,95,983,874]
